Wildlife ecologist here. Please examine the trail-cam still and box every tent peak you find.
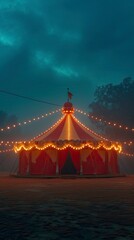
[62,102,74,114]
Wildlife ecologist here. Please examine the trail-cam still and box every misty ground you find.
[0,175,134,239]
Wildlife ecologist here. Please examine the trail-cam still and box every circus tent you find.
[14,102,121,176]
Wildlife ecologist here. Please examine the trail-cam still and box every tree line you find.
[89,77,134,153]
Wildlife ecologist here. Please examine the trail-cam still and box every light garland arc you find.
[72,114,109,142]
[32,112,122,148]
[0,107,133,146]
[0,108,61,132]
[75,108,134,133]
[0,139,134,147]
[14,110,122,153]
[0,104,133,156]
[31,113,111,143]
[0,148,13,153]
[0,146,134,157]
[120,151,134,157]
[14,142,122,153]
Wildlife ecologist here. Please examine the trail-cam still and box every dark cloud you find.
[0,0,134,119]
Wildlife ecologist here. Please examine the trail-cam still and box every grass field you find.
[0,175,134,239]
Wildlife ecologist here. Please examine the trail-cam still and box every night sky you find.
[0,0,134,120]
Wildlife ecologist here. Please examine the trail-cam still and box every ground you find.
[0,175,134,239]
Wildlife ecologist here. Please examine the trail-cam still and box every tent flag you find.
[67,88,73,101]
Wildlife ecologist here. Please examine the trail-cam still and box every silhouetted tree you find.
[89,77,134,153]
[0,111,22,173]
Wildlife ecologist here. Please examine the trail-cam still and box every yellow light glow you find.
[14,141,122,153]
[67,115,71,140]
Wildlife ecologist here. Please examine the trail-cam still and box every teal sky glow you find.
[0,0,134,120]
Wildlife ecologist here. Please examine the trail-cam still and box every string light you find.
[0,141,24,144]
[72,115,134,151]
[14,141,122,153]
[32,111,117,144]
[13,108,122,154]
[1,139,133,146]
[75,108,134,133]
[0,148,13,153]
[31,115,65,141]
[122,141,134,146]
[120,151,134,157]
[0,142,12,147]
[0,108,61,132]
[1,105,133,158]
[72,114,109,142]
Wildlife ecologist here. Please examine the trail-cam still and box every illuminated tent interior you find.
[14,102,122,176]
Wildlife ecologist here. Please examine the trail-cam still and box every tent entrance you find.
[61,151,77,175]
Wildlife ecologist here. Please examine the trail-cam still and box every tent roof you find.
[14,102,122,153]
[33,102,106,143]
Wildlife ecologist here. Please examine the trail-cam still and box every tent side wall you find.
[58,148,80,175]
[18,148,57,176]
[30,149,57,175]
[18,148,119,176]
[18,150,30,175]
[80,148,119,175]
[108,150,119,174]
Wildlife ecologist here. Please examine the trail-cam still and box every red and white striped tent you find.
[15,102,121,176]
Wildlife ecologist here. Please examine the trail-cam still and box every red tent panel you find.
[81,148,94,174]
[108,150,119,174]
[58,149,68,174]
[69,149,80,174]
[81,149,108,174]
[91,150,106,174]
[19,150,29,175]
[30,150,56,175]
